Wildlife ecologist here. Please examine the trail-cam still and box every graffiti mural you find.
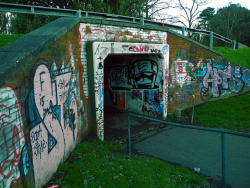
[108,59,162,91]
[142,90,163,116]
[131,59,159,89]
[110,66,129,90]
[0,87,25,188]
[28,60,78,187]
[171,58,191,88]
[200,58,245,100]
[106,58,164,116]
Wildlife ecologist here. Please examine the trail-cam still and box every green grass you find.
[194,93,250,132]
[214,47,250,69]
[46,140,207,188]
[0,34,25,48]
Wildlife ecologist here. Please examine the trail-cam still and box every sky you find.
[208,0,250,10]
[162,0,250,27]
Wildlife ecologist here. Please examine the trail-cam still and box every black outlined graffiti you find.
[131,59,159,89]
[110,66,129,90]
[27,59,78,187]
[201,59,245,100]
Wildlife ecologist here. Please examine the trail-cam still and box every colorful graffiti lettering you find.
[121,44,162,54]
[200,59,245,100]
[172,58,191,88]
[28,60,78,187]
[0,87,25,188]
[122,44,149,52]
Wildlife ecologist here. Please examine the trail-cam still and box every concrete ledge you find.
[79,18,222,56]
[0,17,80,86]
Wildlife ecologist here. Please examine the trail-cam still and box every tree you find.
[197,7,214,30]
[0,13,10,34]
[198,4,250,47]
[212,4,250,45]
[143,0,172,19]
[171,0,210,28]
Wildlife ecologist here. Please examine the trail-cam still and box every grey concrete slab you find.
[134,126,250,188]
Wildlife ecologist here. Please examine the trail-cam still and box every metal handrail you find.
[127,113,250,188]
[0,2,234,47]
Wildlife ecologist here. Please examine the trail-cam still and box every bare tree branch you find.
[169,0,211,28]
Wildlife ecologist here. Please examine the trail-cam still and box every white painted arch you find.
[92,42,169,140]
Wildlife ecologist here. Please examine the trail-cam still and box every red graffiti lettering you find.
[132,45,149,52]
[133,46,139,52]
[13,124,21,158]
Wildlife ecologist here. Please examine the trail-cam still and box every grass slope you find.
[214,47,250,69]
[0,34,24,48]
[46,140,207,187]
[194,93,250,132]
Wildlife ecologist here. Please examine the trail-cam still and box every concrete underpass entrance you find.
[91,42,169,140]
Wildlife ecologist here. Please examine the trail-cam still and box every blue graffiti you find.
[52,105,61,123]
[20,145,30,175]
[214,65,225,70]
[48,133,57,153]
[162,45,169,55]
[143,90,163,115]
[28,91,41,127]
[195,68,207,78]
[242,68,250,87]
[198,82,203,88]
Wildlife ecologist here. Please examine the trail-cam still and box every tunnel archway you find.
[92,42,169,140]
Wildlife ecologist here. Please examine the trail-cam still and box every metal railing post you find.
[181,27,185,36]
[210,32,213,49]
[231,40,236,50]
[191,95,195,124]
[140,18,144,25]
[221,132,226,188]
[127,114,131,155]
[77,9,81,18]
[31,6,35,13]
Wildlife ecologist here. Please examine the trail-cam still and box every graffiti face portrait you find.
[131,59,159,89]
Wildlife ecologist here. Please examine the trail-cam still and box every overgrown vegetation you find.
[0,34,24,48]
[194,93,250,132]
[46,140,207,187]
[214,47,250,69]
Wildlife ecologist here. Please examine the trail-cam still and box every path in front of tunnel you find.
[104,105,250,188]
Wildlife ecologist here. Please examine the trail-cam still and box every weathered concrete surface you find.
[133,126,250,188]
